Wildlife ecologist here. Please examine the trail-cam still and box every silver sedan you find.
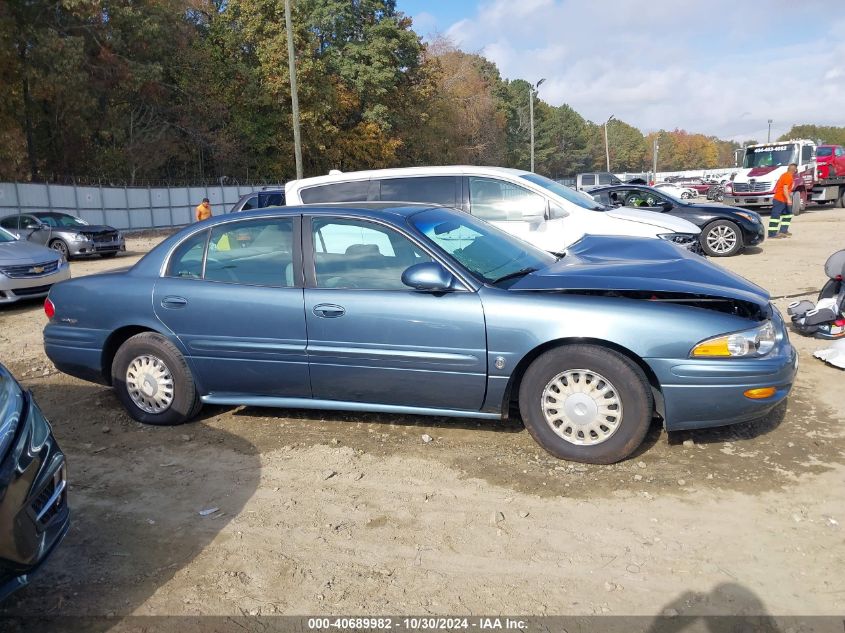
[0,212,125,259]
[0,228,71,305]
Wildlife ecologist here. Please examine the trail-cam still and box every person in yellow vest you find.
[195,198,212,222]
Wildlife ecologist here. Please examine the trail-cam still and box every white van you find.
[285,166,701,253]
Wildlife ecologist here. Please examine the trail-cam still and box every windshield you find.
[816,147,833,157]
[410,208,556,286]
[36,213,88,228]
[742,144,798,168]
[0,227,17,243]
[519,173,608,211]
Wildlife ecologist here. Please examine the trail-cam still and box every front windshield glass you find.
[519,173,608,211]
[0,227,17,243]
[816,147,833,157]
[410,208,556,286]
[742,144,798,168]
[37,213,88,228]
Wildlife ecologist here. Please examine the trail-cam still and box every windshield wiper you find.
[490,267,538,285]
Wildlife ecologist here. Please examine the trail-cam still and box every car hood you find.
[59,225,116,235]
[510,235,770,308]
[604,206,700,233]
[0,239,62,264]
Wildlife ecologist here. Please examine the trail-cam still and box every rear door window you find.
[468,177,546,221]
[378,177,458,206]
[240,196,258,211]
[300,181,371,203]
[0,216,18,230]
[206,218,295,287]
[581,175,596,186]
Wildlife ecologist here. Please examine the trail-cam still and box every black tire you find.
[791,192,802,216]
[112,332,202,425]
[518,345,653,464]
[700,219,744,257]
[681,192,691,199]
[49,239,70,259]
[100,251,118,259]
[836,189,845,209]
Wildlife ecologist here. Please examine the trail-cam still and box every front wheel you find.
[49,239,70,259]
[791,192,802,216]
[112,332,202,425]
[518,345,653,464]
[701,219,743,257]
[681,192,692,199]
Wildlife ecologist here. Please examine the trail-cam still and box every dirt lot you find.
[1,208,844,619]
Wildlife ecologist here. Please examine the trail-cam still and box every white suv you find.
[285,166,701,253]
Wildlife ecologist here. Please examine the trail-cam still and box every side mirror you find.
[661,201,674,211]
[402,262,455,292]
[25,222,42,230]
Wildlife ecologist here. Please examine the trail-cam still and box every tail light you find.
[44,298,55,319]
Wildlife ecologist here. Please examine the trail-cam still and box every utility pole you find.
[652,136,659,184]
[604,114,615,172]
[529,78,545,172]
[285,0,303,179]
[767,119,773,143]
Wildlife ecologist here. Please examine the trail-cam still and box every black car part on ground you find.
[788,250,845,340]
[0,365,69,601]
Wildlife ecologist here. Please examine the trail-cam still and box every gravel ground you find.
[0,207,843,619]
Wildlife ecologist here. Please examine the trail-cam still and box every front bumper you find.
[726,194,774,208]
[0,263,71,305]
[647,320,798,431]
[68,238,126,257]
[0,389,69,601]
[740,220,766,246]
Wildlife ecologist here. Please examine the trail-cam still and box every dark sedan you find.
[590,185,765,257]
[0,363,69,600]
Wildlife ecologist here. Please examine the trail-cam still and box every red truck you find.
[815,145,845,179]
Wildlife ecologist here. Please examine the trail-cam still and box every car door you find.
[9,215,51,245]
[303,215,487,411]
[152,216,310,398]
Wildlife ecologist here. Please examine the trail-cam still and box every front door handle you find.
[313,303,345,318]
[161,295,188,309]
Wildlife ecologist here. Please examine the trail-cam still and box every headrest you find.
[345,243,382,257]
[824,249,845,280]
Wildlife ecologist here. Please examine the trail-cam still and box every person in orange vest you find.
[769,163,797,238]
[195,197,212,222]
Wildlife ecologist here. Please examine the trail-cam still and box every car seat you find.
[787,249,845,339]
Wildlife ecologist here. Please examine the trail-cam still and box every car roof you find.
[287,165,531,189]
[31,211,73,217]
[225,201,448,221]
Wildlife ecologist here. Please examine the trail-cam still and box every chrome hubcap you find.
[126,355,174,414]
[541,369,623,446]
[706,225,737,254]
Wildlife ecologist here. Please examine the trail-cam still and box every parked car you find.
[0,211,125,259]
[0,362,69,600]
[674,178,712,195]
[590,184,765,257]
[0,227,71,305]
[230,187,286,213]
[654,182,697,199]
[575,172,623,191]
[43,204,796,464]
[815,145,845,179]
[284,166,702,254]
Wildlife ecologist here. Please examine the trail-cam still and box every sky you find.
[397,0,845,142]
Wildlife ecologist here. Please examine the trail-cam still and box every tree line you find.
[1,0,842,184]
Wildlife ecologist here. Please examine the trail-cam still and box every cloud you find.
[441,0,841,140]
[410,11,438,37]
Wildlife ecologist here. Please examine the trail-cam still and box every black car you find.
[0,363,69,601]
[229,187,285,213]
[590,184,765,257]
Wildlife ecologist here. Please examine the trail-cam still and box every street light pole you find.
[604,114,615,172]
[529,78,545,172]
[285,0,303,180]
[652,135,659,184]
[767,119,773,143]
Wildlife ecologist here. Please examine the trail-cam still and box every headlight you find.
[734,211,758,223]
[658,233,697,244]
[691,321,776,358]
[71,233,86,242]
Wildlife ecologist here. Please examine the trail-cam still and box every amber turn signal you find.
[743,387,777,400]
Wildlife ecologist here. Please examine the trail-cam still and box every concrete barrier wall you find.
[0,182,278,230]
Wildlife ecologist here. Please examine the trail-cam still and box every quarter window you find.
[0,216,18,230]
[166,230,208,279]
[301,181,371,203]
[311,218,431,290]
[240,196,258,211]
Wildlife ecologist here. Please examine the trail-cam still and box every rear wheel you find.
[112,332,202,425]
[836,189,845,209]
[701,219,743,257]
[518,345,653,464]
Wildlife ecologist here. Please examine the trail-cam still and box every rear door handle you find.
[161,295,188,309]
[313,303,345,318]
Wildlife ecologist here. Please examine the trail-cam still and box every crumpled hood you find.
[511,235,770,307]
[76,225,119,234]
[0,239,62,264]
[604,206,700,233]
